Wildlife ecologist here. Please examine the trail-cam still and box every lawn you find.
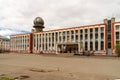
[0,77,14,80]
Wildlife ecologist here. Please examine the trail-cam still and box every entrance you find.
[107,49,112,55]
[57,43,78,53]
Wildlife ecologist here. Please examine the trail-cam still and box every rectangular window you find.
[108,42,111,48]
[59,32,62,36]
[116,32,119,39]
[101,41,104,50]
[80,35,83,40]
[90,42,93,50]
[80,30,83,33]
[85,34,88,40]
[90,28,93,33]
[108,35,111,40]
[76,35,78,41]
[59,36,61,42]
[101,33,104,39]
[75,30,78,34]
[95,33,98,40]
[63,32,65,36]
[67,31,69,35]
[95,41,98,50]
[63,36,65,42]
[85,42,88,50]
[95,28,98,32]
[85,29,88,33]
[46,44,47,50]
[101,27,104,32]
[71,31,74,34]
[71,35,74,41]
[116,25,120,30]
[90,34,93,40]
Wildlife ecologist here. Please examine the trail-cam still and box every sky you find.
[0,0,120,38]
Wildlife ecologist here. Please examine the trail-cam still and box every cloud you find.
[0,27,30,38]
[0,0,120,37]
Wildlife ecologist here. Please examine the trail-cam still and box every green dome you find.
[34,17,44,25]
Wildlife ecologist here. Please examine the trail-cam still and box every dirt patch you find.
[0,53,119,80]
[14,75,30,80]
[29,68,60,73]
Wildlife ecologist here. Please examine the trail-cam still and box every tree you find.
[115,44,120,57]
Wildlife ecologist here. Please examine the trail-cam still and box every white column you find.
[13,38,15,50]
[41,34,43,51]
[39,34,41,51]
[23,36,25,50]
[17,36,19,50]
[35,35,37,51]
[12,38,13,50]
[24,36,26,50]
[22,36,23,50]
[78,29,80,52]
[47,33,49,51]
[13,38,14,50]
[78,29,80,42]
[98,27,101,50]
[61,32,63,43]
[65,31,67,43]
[57,32,59,43]
[44,34,46,50]
[83,29,85,50]
[56,44,58,54]
[69,31,71,42]
[38,34,40,51]
[25,36,26,50]
[54,32,56,50]
[93,28,95,50]
[21,36,23,50]
[50,33,52,50]
[32,35,33,52]
[19,37,21,50]
[88,29,90,50]
[17,37,18,50]
[16,37,17,50]
[74,30,76,42]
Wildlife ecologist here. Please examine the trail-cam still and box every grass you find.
[0,77,14,80]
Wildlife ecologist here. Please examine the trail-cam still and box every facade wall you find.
[32,24,107,55]
[10,34,32,53]
[112,22,120,54]
[0,35,10,52]
[0,39,10,51]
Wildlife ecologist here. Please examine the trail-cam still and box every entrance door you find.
[66,44,78,53]
[107,49,112,55]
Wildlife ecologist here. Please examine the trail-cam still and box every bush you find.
[115,44,120,57]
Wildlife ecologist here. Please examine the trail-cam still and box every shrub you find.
[115,44,120,57]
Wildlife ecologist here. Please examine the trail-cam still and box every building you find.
[10,17,120,55]
[10,34,32,53]
[0,35,10,52]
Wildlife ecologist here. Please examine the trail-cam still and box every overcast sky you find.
[0,0,120,37]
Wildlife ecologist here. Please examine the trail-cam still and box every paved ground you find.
[0,53,120,80]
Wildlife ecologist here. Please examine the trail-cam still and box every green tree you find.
[115,44,120,57]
